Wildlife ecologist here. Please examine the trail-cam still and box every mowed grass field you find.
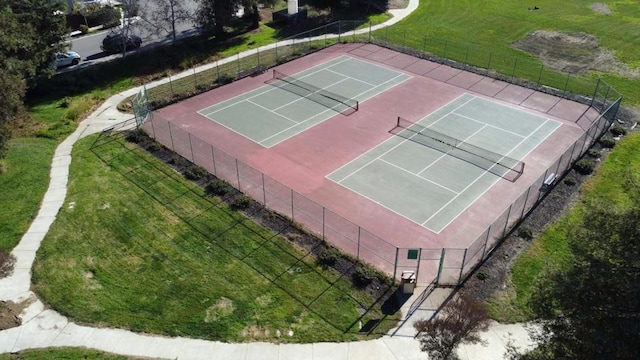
[382,0,640,103]
[31,134,397,342]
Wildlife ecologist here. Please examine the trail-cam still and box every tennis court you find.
[197,55,411,147]
[328,93,561,233]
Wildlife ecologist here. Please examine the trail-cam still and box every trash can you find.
[401,271,416,294]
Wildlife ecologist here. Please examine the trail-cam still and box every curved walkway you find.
[0,3,535,358]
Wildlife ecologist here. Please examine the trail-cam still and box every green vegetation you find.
[383,0,640,103]
[0,347,128,360]
[492,131,640,322]
[0,138,56,250]
[32,134,397,342]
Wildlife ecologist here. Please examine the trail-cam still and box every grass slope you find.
[32,134,396,342]
[0,348,128,360]
[0,138,56,250]
[386,0,640,103]
[496,131,640,321]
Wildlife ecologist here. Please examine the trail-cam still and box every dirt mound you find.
[0,300,24,330]
[512,30,638,78]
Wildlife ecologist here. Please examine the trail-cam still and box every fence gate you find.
[132,86,152,127]
[394,248,445,286]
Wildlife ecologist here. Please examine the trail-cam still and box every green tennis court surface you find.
[197,56,411,147]
[328,93,561,233]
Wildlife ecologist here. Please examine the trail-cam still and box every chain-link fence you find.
[131,20,622,287]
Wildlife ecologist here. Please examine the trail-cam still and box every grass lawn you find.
[0,138,57,251]
[383,0,640,103]
[490,131,640,322]
[31,133,398,343]
[0,348,128,360]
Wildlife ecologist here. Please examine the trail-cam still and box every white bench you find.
[541,173,556,191]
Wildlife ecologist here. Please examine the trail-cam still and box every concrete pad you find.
[13,310,67,351]
[114,332,162,358]
[13,232,47,251]
[84,327,128,353]
[12,250,37,270]
[348,339,396,360]
[424,65,462,82]
[51,323,97,347]
[174,338,218,360]
[494,84,535,105]
[469,77,509,97]
[520,91,561,113]
[245,342,279,360]
[312,342,348,360]
[209,342,248,360]
[446,71,484,90]
[367,48,399,63]
[0,325,22,353]
[279,343,313,360]
[348,47,374,58]
[382,337,424,360]
[404,59,440,76]
[547,98,591,122]
[384,53,420,69]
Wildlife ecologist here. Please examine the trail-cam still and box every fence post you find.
[210,145,217,176]
[193,68,197,90]
[422,35,427,56]
[188,133,194,161]
[168,123,175,150]
[403,30,407,51]
[393,248,399,281]
[322,207,325,240]
[568,141,579,164]
[368,22,372,42]
[590,79,601,108]
[487,52,493,73]
[261,174,266,205]
[236,53,241,76]
[353,20,357,42]
[415,248,422,284]
[149,117,156,138]
[338,21,341,42]
[443,40,448,58]
[502,204,513,237]
[511,58,518,82]
[385,26,388,43]
[464,45,470,66]
[481,225,491,259]
[357,227,361,260]
[537,64,543,84]
[521,187,531,218]
[458,249,468,285]
[555,154,564,175]
[275,42,279,63]
[168,76,174,98]
[436,248,445,285]
[216,61,220,82]
[256,47,260,67]
[236,159,241,190]
[562,73,571,98]
[291,189,294,220]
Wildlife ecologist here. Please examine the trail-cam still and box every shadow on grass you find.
[89,129,398,336]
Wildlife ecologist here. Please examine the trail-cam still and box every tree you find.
[522,193,640,359]
[414,293,490,360]
[0,0,67,157]
[138,0,195,42]
[195,0,240,38]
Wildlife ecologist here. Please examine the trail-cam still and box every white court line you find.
[198,56,353,116]
[451,112,527,139]
[271,77,351,112]
[245,99,299,124]
[422,118,555,229]
[332,95,476,184]
[416,124,488,176]
[378,158,459,195]
[259,72,410,146]
[324,68,378,87]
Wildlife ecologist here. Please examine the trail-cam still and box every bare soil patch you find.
[512,30,638,78]
[0,296,37,330]
[591,2,612,14]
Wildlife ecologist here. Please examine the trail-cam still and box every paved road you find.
[62,0,199,71]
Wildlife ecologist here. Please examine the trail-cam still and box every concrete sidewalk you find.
[0,1,536,358]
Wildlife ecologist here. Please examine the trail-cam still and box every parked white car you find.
[56,51,81,68]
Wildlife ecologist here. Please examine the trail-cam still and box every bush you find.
[599,136,616,149]
[230,195,252,210]
[575,159,596,175]
[610,125,626,137]
[125,129,148,143]
[318,247,340,266]
[183,165,208,181]
[517,226,533,240]
[476,271,488,281]
[79,24,89,34]
[148,142,163,152]
[563,177,577,186]
[352,266,375,287]
[205,179,233,196]
[587,149,601,158]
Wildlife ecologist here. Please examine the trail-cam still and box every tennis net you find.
[392,117,525,181]
[272,70,359,115]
